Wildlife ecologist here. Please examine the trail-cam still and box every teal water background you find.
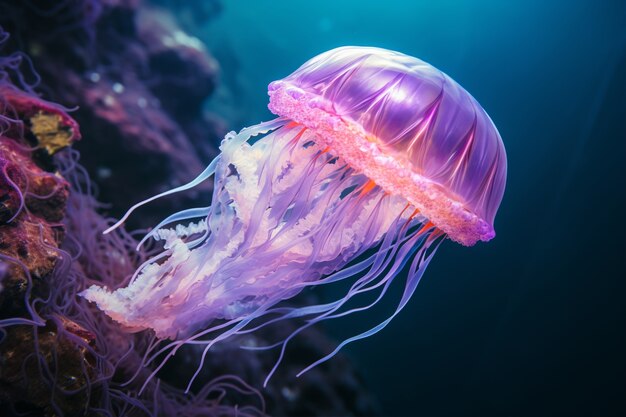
[188,1,624,415]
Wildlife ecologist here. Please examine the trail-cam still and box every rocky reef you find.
[0,1,379,415]
[0,66,265,416]
[0,0,224,229]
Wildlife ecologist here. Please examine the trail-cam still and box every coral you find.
[0,0,223,229]
[1,86,81,154]
[0,128,71,224]
[0,87,75,317]
[1,2,385,416]
[0,78,97,416]
[0,319,96,416]
[0,39,263,416]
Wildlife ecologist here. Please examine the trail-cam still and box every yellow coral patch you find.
[29,111,73,155]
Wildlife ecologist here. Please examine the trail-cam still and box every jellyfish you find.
[81,46,507,386]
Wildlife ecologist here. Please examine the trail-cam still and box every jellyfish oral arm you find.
[81,120,423,341]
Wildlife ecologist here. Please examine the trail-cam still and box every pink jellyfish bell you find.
[269,46,506,245]
[81,46,507,387]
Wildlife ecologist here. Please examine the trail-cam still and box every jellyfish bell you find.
[81,46,506,387]
[269,46,506,245]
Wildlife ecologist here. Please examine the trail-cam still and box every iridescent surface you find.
[270,46,507,233]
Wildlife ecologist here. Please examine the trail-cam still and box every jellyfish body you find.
[81,46,506,381]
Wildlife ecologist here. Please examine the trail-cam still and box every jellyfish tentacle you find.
[297,233,442,377]
[103,156,220,235]
[258,213,425,385]
[325,225,435,320]
[103,118,286,236]
[260,241,408,385]
[237,238,399,339]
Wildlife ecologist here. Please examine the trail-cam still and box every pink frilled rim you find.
[268,82,495,247]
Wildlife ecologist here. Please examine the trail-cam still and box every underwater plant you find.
[82,46,507,388]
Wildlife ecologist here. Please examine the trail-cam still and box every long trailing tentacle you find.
[258,221,434,386]
[297,232,443,377]
[103,156,219,235]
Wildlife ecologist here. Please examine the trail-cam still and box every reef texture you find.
[0,1,381,416]
[1,64,265,417]
[0,85,97,415]
[0,86,78,316]
[0,0,223,229]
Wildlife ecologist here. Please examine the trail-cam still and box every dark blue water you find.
[193,1,626,415]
